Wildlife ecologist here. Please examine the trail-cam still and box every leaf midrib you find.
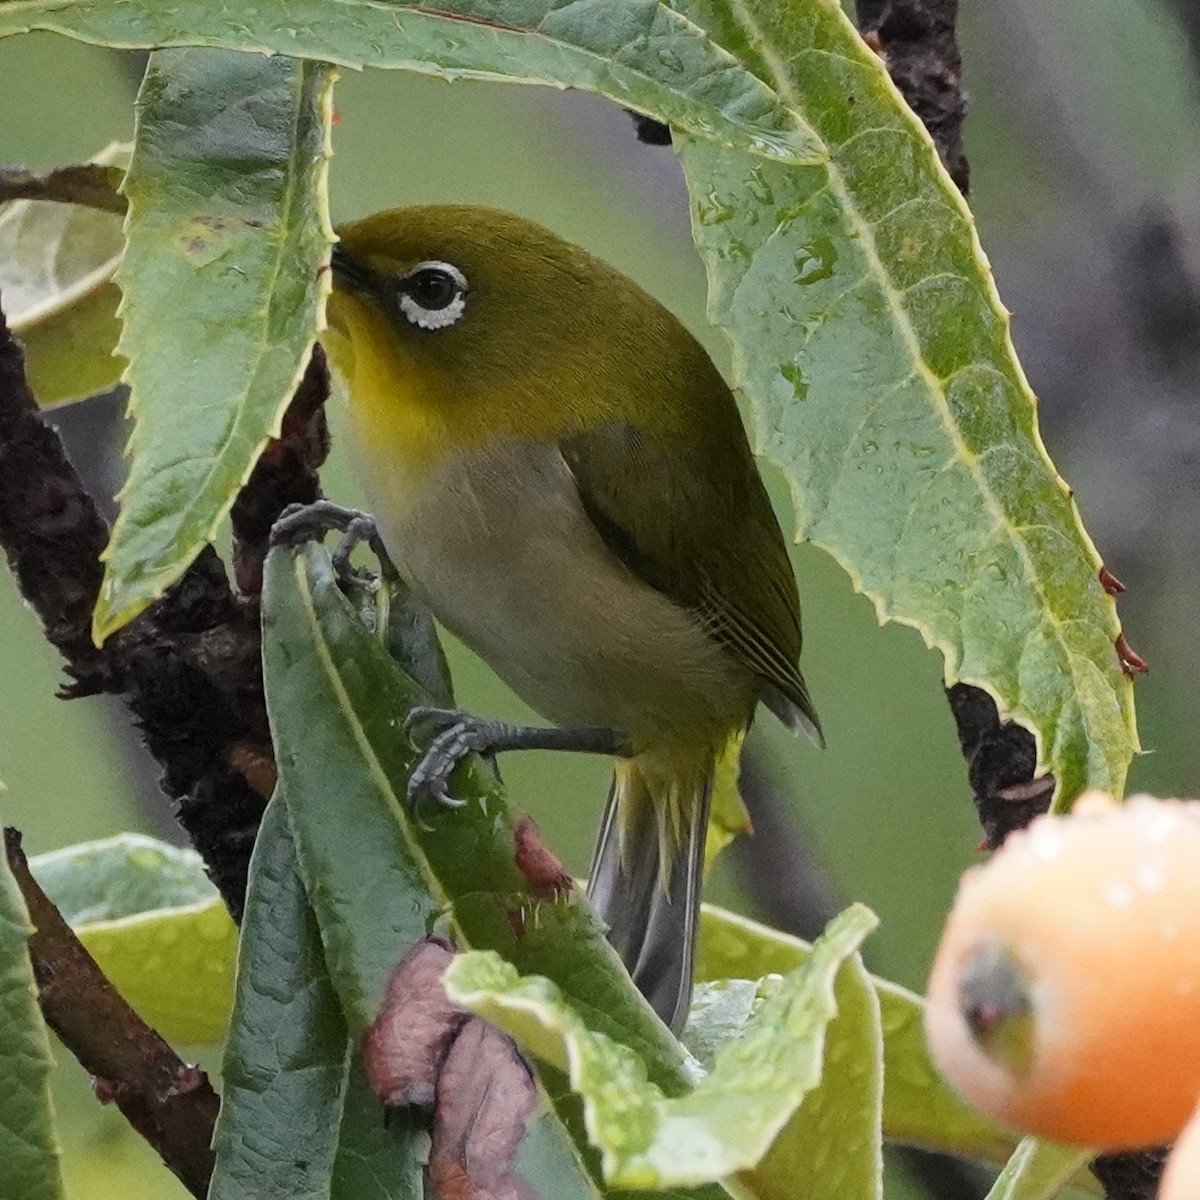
[722,0,1104,782]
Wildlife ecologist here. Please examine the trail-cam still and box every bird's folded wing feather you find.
[559,422,818,735]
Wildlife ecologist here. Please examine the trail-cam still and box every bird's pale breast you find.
[348,433,756,758]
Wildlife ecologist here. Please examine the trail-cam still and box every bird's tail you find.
[586,755,713,1034]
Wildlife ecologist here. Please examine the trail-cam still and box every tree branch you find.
[855,0,970,194]
[4,827,219,1198]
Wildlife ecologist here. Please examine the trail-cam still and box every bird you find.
[322,204,820,1033]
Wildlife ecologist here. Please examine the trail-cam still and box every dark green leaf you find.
[209,796,357,1200]
[329,1060,424,1200]
[262,541,679,1198]
[262,541,688,1090]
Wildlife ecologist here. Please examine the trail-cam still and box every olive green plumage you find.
[326,205,820,1032]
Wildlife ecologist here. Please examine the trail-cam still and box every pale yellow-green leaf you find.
[445,903,877,1190]
[0,142,128,405]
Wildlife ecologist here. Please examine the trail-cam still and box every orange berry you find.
[925,793,1200,1149]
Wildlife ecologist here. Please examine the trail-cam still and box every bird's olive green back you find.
[333,205,814,724]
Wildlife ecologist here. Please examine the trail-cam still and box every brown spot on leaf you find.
[362,937,466,1109]
[512,816,572,901]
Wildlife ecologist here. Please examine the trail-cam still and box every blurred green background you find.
[2,6,1198,1195]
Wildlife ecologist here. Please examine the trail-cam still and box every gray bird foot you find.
[270,500,399,583]
[404,707,507,811]
[404,707,626,810]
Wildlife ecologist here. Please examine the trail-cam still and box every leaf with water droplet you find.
[0,1,826,168]
[29,834,236,1044]
[676,0,1138,803]
[444,904,878,1190]
[92,50,336,642]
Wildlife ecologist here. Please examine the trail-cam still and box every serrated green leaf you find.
[29,835,236,1044]
[93,49,335,642]
[262,542,687,1084]
[696,903,1100,1195]
[444,904,876,1190]
[0,2,823,167]
[210,795,360,1200]
[0,844,65,1200]
[0,142,127,405]
[673,0,1136,802]
[737,954,882,1200]
[984,1139,1095,1200]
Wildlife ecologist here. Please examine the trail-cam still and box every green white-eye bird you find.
[323,205,821,1032]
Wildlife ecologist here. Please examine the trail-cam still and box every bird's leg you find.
[404,706,627,810]
[270,500,400,583]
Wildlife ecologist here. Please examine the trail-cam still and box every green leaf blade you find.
[261,541,673,1198]
[0,845,65,1200]
[676,0,1138,801]
[0,143,128,406]
[262,542,688,1089]
[210,796,358,1200]
[696,903,1099,1195]
[0,2,823,166]
[30,835,236,1045]
[737,954,883,1200]
[984,1139,1096,1200]
[445,903,877,1190]
[95,48,335,641]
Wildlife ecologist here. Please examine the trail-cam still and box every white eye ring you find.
[398,260,468,331]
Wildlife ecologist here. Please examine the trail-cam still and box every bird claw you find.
[405,707,500,810]
[269,501,399,583]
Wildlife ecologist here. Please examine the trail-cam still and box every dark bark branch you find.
[1091,1148,1170,1200]
[0,162,127,214]
[230,344,330,598]
[0,296,330,917]
[855,0,970,193]
[626,110,672,145]
[4,828,219,1198]
[945,683,1054,850]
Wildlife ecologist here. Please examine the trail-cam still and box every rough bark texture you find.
[856,0,970,193]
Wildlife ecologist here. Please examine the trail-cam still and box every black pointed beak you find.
[330,243,376,292]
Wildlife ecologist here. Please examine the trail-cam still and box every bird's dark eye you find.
[406,268,457,310]
[397,260,468,331]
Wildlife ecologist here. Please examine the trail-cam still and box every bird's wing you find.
[559,421,820,741]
